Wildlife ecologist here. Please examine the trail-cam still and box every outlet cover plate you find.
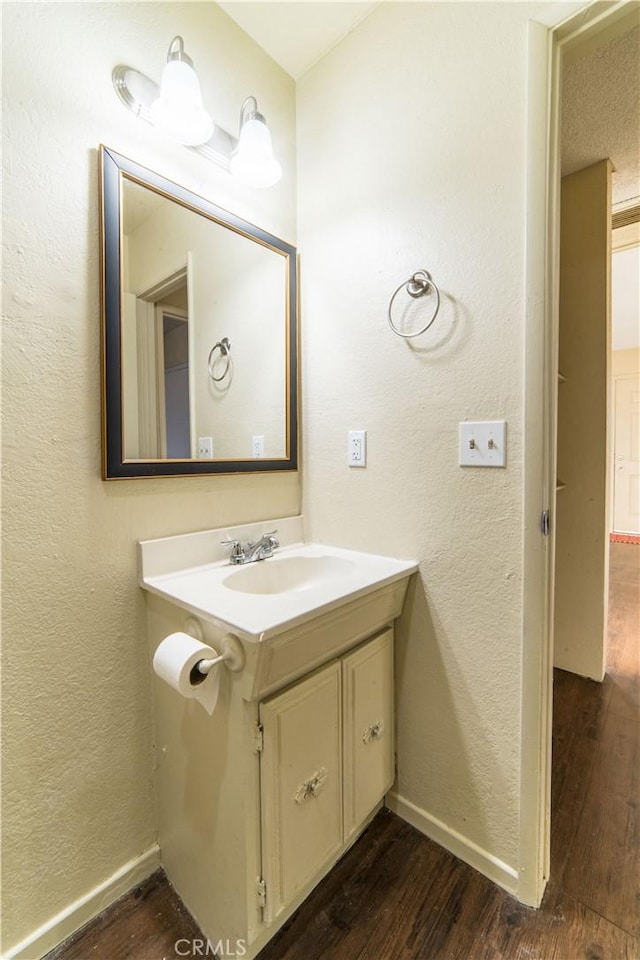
[252,435,265,458]
[348,430,367,467]
[198,436,213,459]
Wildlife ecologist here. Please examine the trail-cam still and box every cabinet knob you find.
[294,766,328,804]
[363,720,384,743]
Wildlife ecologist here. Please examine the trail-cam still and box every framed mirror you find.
[99,146,298,479]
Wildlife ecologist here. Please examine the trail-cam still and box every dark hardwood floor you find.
[44,874,202,960]
[46,543,640,960]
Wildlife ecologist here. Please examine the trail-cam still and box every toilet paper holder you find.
[195,652,228,675]
[184,619,245,676]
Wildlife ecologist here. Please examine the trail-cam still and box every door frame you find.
[519,0,637,907]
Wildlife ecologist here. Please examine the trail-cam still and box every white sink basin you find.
[139,519,417,642]
[223,555,356,595]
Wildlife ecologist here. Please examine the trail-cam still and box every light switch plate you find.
[459,421,507,467]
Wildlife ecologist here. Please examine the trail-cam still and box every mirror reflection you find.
[122,178,287,462]
[100,147,297,479]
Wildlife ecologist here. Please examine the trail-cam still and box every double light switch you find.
[459,421,507,467]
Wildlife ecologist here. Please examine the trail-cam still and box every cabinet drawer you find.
[342,629,394,841]
[259,660,343,923]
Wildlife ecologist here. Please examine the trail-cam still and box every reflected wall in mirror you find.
[100,146,298,479]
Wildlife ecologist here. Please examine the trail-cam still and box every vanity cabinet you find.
[259,629,394,923]
[140,520,416,960]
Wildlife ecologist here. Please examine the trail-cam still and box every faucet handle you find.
[221,538,243,559]
[264,530,279,546]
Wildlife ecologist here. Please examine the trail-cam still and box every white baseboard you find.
[386,792,519,896]
[3,845,160,960]
[4,801,518,959]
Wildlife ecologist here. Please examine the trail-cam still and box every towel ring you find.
[208,337,231,382]
[388,270,441,338]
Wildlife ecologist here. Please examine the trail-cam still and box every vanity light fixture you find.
[112,38,282,187]
[150,36,213,146]
[230,97,282,189]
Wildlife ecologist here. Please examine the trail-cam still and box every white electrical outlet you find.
[459,421,507,467]
[348,430,367,467]
[198,436,213,458]
[252,435,265,458]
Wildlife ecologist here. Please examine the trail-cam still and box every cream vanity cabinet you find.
[140,522,417,959]
[260,629,394,922]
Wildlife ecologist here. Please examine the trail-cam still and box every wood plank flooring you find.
[46,543,640,960]
[44,872,202,960]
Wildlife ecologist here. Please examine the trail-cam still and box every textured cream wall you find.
[1,2,297,953]
[612,347,640,377]
[298,1,530,871]
[612,244,640,350]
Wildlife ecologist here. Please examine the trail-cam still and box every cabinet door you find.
[342,629,394,841]
[260,660,342,922]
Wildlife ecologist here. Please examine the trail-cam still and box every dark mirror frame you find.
[99,145,298,479]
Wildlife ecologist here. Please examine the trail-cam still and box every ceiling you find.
[562,22,640,208]
[217,1,380,79]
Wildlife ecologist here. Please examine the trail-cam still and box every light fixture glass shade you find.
[150,56,213,146]
[230,116,282,189]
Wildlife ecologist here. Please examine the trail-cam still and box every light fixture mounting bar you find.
[112,65,237,171]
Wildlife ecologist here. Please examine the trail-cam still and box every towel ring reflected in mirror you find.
[208,337,232,382]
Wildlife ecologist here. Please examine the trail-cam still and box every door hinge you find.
[541,509,550,537]
[256,877,267,909]
[254,723,264,752]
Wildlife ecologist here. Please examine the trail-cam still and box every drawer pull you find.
[294,766,328,804]
[362,720,384,743]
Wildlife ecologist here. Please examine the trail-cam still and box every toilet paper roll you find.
[152,632,221,715]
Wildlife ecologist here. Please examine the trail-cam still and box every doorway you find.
[553,8,639,673]
[159,307,191,459]
[133,268,193,460]
[518,0,639,910]
[549,0,639,904]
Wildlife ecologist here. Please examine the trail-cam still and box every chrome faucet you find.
[222,530,279,565]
